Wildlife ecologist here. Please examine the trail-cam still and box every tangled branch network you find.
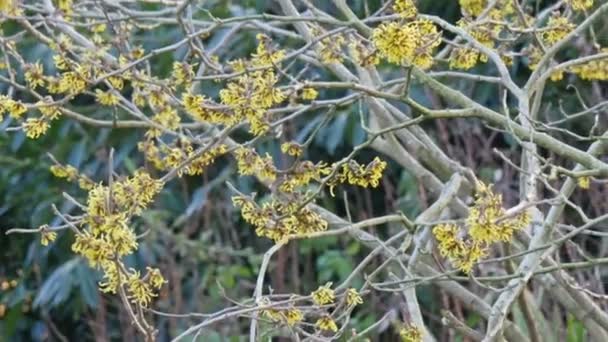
[2,0,608,341]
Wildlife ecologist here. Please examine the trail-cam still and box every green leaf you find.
[33,258,78,308]
[567,314,585,342]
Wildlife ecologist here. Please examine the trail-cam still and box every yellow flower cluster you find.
[400,324,423,342]
[182,144,228,176]
[261,301,304,327]
[251,34,286,66]
[310,26,345,64]
[22,118,49,139]
[232,196,328,243]
[449,21,495,70]
[138,139,227,176]
[432,182,530,273]
[346,288,363,307]
[126,271,156,306]
[96,89,120,106]
[219,35,286,135]
[311,282,335,306]
[53,63,93,95]
[315,315,338,332]
[372,20,441,69]
[394,0,418,19]
[577,176,590,189]
[469,183,530,242]
[50,163,95,190]
[449,1,519,70]
[57,0,73,16]
[24,63,45,89]
[449,47,482,70]
[36,99,62,120]
[570,49,608,81]
[182,92,236,126]
[39,225,58,246]
[70,170,165,306]
[568,0,593,11]
[278,161,331,193]
[0,0,14,13]
[542,16,574,46]
[0,96,27,121]
[111,170,165,215]
[300,87,318,101]
[329,157,387,195]
[280,141,303,157]
[459,0,486,17]
[171,61,194,86]
[235,147,277,182]
[145,107,181,138]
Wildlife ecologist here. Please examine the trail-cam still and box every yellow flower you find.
[0,0,15,13]
[106,221,138,257]
[5,99,27,119]
[285,308,303,326]
[550,69,564,82]
[37,100,62,120]
[433,182,529,273]
[112,170,164,215]
[578,176,590,189]
[50,164,78,180]
[57,0,73,16]
[331,157,387,191]
[127,271,156,307]
[96,89,120,106]
[450,241,486,274]
[71,233,113,267]
[40,225,57,246]
[53,55,70,70]
[78,176,95,190]
[146,267,166,289]
[372,22,416,64]
[108,76,125,90]
[433,224,466,259]
[315,315,338,332]
[568,0,593,11]
[467,182,529,244]
[91,23,107,33]
[24,63,45,89]
[301,87,318,101]
[372,20,441,69]
[262,308,282,322]
[542,16,574,46]
[0,0,20,14]
[309,27,345,64]
[394,0,417,18]
[252,34,286,67]
[171,61,194,86]
[311,282,335,306]
[346,288,363,307]
[23,118,50,139]
[99,261,120,293]
[400,324,423,342]
[145,106,181,138]
[449,47,483,70]
[281,142,303,157]
[459,0,486,17]
[570,48,608,81]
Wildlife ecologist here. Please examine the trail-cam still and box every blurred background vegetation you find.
[1,0,606,341]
